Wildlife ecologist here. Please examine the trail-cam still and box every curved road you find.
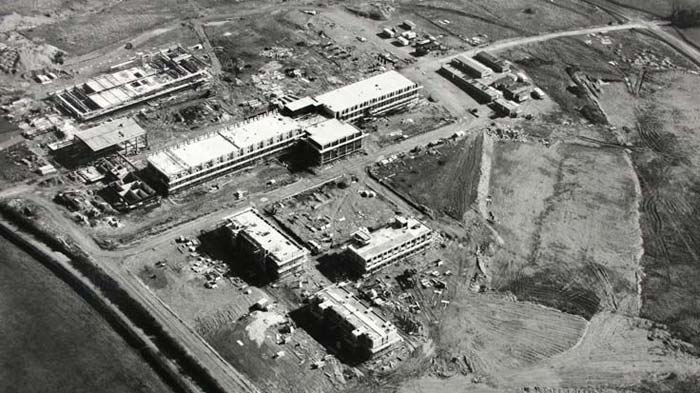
[7,9,700,393]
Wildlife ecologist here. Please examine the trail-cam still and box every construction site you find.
[1,1,700,393]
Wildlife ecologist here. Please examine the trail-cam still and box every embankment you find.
[0,199,258,393]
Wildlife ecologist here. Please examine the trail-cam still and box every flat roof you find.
[306,118,363,147]
[228,208,308,264]
[314,71,417,114]
[453,55,493,75]
[349,217,431,261]
[75,117,145,152]
[284,96,318,112]
[147,112,301,177]
[218,113,300,150]
[315,285,398,343]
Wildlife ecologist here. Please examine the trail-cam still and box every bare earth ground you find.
[2,1,700,393]
[488,141,643,319]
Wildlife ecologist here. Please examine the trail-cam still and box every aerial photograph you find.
[1,0,700,392]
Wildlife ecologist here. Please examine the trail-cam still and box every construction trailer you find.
[474,51,510,73]
[309,283,402,358]
[503,82,534,102]
[52,45,210,121]
[314,71,421,122]
[347,216,433,274]
[440,64,501,103]
[225,207,309,279]
[73,117,147,156]
[451,55,494,79]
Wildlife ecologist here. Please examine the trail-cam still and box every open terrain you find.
[1,1,700,393]
[0,236,176,393]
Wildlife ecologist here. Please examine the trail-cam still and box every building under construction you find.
[225,207,309,279]
[309,284,402,358]
[348,216,433,274]
[73,117,147,156]
[147,112,366,194]
[52,45,210,121]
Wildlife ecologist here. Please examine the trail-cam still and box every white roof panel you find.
[306,118,362,147]
[315,71,417,114]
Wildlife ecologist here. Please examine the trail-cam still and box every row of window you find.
[365,233,431,265]
[336,85,418,116]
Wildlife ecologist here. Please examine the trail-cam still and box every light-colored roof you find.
[306,118,363,147]
[228,208,308,265]
[75,117,145,152]
[349,217,431,261]
[314,285,399,345]
[218,113,299,150]
[148,133,239,177]
[284,96,318,112]
[314,71,417,114]
[453,55,493,75]
[147,112,301,177]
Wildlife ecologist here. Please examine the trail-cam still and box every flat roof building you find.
[474,51,510,73]
[315,71,421,122]
[492,98,520,118]
[226,207,309,279]
[440,64,501,104]
[53,45,210,121]
[309,284,402,358]
[451,55,494,79]
[348,216,432,274]
[305,118,365,165]
[74,117,147,155]
[146,112,304,193]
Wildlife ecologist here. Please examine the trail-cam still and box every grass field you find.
[0,236,174,393]
[371,134,484,220]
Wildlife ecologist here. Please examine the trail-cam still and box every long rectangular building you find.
[451,55,493,78]
[146,112,304,193]
[309,284,402,358]
[440,64,501,103]
[315,71,421,122]
[475,51,510,73]
[53,45,210,121]
[226,207,309,279]
[348,216,432,274]
[147,113,365,194]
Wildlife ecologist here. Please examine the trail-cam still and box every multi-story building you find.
[314,71,421,122]
[146,112,304,194]
[474,51,510,73]
[347,216,432,274]
[304,118,365,165]
[309,284,402,358]
[451,55,494,79]
[53,45,210,121]
[226,207,309,279]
